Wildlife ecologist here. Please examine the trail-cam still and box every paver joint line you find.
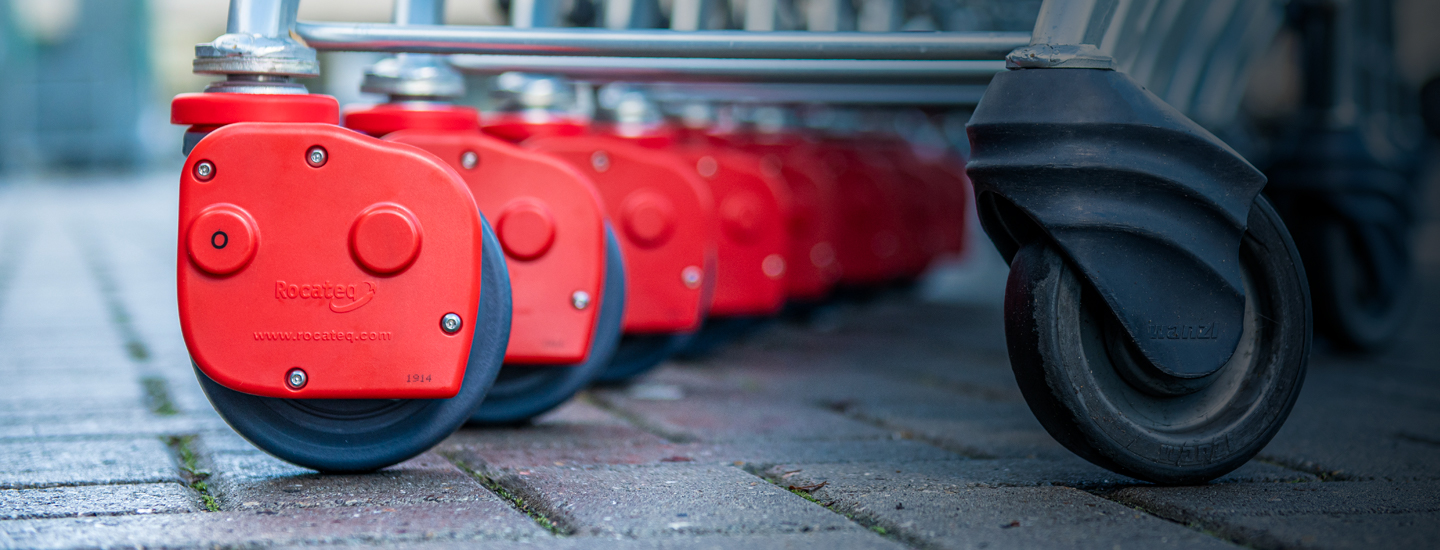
[164,435,219,512]
[443,453,571,536]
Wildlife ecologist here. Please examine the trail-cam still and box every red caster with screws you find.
[346,104,625,424]
[173,93,511,472]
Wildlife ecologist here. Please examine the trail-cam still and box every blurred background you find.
[0,0,1435,171]
[0,0,1437,342]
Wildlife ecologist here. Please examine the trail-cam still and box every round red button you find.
[720,192,763,244]
[187,205,258,276]
[620,191,676,249]
[497,199,557,261]
[349,204,422,274]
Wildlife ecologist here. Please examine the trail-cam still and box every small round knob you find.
[620,191,676,249]
[187,205,258,276]
[720,192,764,244]
[349,204,422,275]
[497,199,557,261]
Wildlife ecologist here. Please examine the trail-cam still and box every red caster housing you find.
[345,104,624,424]
[172,93,510,472]
[508,117,720,381]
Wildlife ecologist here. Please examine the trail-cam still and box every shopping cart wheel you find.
[594,332,695,385]
[1307,218,1415,353]
[673,317,766,360]
[468,225,626,424]
[196,215,512,473]
[1006,196,1309,485]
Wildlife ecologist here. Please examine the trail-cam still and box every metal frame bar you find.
[293,22,1030,61]
[641,82,988,106]
[448,55,1005,83]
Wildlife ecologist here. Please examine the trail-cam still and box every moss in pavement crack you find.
[448,459,566,536]
[141,376,179,416]
[166,435,219,512]
[762,470,903,543]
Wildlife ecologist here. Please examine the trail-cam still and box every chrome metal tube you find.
[449,54,1005,83]
[642,82,988,106]
[293,22,1030,60]
[226,0,300,36]
[394,0,445,26]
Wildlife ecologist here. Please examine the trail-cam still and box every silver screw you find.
[590,151,610,172]
[194,160,215,181]
[571,290,591,310]
[681,266,702,289]
[696,156,718,178]
[441,312,463,334]
[286,368,307,390]
[461,151,479,170]
[307,146,328,167]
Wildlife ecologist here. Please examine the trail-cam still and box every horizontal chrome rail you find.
[641,82,989,106]
[295,22,1030,60]
[448,55,1005,83]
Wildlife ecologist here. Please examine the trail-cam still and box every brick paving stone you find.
[1260,368,1440,481]
[0,501,547,548]
[0,438,181,489]
[766,459,1314,491]
[480,463,856,538]
[1111,481,1440,550]
[460,439,960,471]
[441,400,671,454]
[836,397,1071,459]
[775,461,1238,550]
[0,409,221,441]
[389,531,908,549]
[207,451,499,512]
[438,400,679,469]
[591,389,897,444]
[448,439,696,470]
[0,482,196,519]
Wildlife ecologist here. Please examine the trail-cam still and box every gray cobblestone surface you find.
[0,167,1437,549]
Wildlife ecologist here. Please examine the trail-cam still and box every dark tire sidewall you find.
[467,225,627,424]
[1006,197,1311,484]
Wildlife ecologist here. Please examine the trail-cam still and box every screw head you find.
[461,151,479,170]
[286,368,307,390]
[306,146,328,167]
[571,290,591,310]
[194,160,215,181]
[762,254,786,279]
[590,151,610,172]
[696,156,718,178]
[681,265,703,289]
[441,312,463,334]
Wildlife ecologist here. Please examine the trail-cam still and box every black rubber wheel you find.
[673,316,767,360]
[1005,197,1310,485]
[196,214,512,473]
[1307,218,1416,353]
[468,226,626,424]
[593,332,694,385]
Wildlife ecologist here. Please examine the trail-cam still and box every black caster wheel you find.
[467,226,626,424]
[1304,216,1416,353]
[1006,197,1310,485]
[593,332,694,385]
[196,215,512,473]
[673,316,766,360]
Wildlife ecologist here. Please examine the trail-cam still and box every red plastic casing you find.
[346,104,610,365]
[910,148,972,258]
[172,92,341,131]
[655,133,791,317]
[178,122,485,399]
[715,133,841,302]
[519,130,718,334]
[809,140,914,285]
